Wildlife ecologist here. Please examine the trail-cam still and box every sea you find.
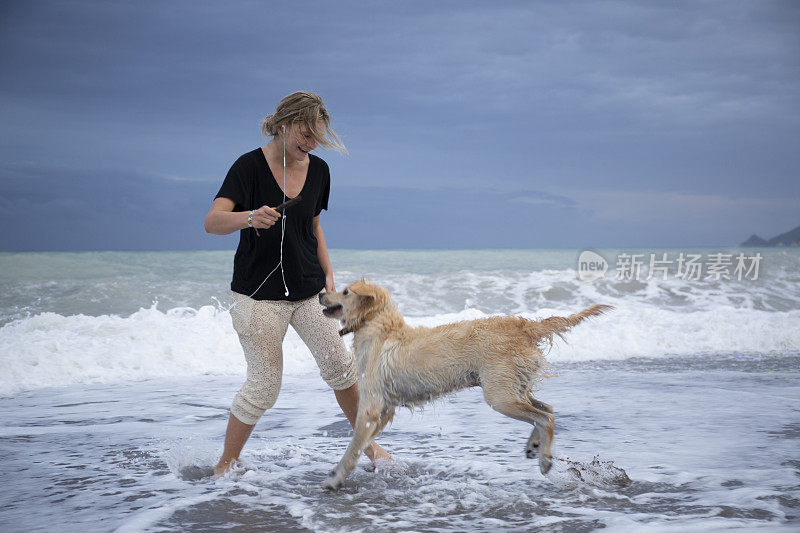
[0,248,798,532]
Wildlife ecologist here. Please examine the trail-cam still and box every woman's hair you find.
[261,91,347,154]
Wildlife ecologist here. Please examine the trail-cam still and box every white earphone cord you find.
[228,126,290,313]
[279,128,289,296]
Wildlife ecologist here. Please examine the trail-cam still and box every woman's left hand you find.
[325,273,336,293]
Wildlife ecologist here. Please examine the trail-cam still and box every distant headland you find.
[741,224,800,247]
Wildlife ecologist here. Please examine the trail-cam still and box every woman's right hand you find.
[250,205,281,229]
[204,198,282,235]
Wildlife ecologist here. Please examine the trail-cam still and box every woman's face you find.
[284,120,324,161]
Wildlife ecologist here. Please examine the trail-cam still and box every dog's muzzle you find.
[322,304,342,318]
[319,294,343,318]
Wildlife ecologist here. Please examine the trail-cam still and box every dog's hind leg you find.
[524,396,553,458]
[526,426,542,458]
[528,395,553,414]
[515,402,554,474]
[486,392,555,474]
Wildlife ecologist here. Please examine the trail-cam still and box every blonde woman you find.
[204,91,390,476]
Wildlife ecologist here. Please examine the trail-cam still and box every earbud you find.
[285,289,289,296]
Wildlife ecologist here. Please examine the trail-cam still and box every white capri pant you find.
[229,291,357,425]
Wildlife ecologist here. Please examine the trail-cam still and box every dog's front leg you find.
[323,404,381,490]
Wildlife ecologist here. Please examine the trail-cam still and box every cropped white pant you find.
[229,291,357,425]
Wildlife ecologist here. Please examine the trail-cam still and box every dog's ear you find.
[349,280,376,302]
[349,280,388,312]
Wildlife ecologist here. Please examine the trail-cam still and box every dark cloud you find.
[0,1,798,250]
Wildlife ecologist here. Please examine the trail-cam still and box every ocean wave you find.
[4,250,798,329]
[345,266,800,316]
[1,302,797,396]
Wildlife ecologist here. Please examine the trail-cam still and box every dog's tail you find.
[527,304,613,351]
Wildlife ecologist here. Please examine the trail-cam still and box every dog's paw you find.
[539,454,552,475]
[323,467,344,490]
[526,427,542,459]
[323,476,343,491]
[525,444,538,459]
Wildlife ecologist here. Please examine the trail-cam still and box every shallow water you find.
[1,355,798,531]
[1,249,798,531]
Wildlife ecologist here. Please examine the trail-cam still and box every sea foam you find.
[1,301,797,396]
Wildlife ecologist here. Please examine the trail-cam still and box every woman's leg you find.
[214,413,255,476]
[215,294,291,475]
[290,295,391,463]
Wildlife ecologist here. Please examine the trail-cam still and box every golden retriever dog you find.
[319,280,611,490]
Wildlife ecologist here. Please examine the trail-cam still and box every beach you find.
[1,249,798,531]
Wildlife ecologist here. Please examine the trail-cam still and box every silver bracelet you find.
[248,210,260,236]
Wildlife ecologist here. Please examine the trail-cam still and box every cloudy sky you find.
[1,0,798,250]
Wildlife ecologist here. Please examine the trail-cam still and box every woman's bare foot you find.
[212,458,237,478]
[364,442,392,464]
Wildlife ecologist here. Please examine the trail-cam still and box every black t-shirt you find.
[215,148,330,301]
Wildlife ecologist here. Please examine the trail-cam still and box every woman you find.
[204,91,390,476]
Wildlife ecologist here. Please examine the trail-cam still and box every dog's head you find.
[319,279,392,332]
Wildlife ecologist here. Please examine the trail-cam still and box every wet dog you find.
[319,280,611,490]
